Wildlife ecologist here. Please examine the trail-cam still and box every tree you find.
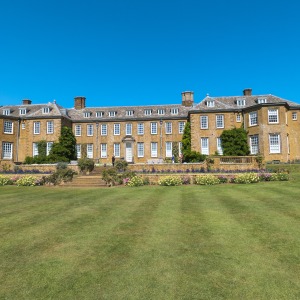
[182,122,191,157]
[172,142,179,163]
[48,126,77,162]
[220,128,250,156]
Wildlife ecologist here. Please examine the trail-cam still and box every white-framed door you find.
[125,142,133,162]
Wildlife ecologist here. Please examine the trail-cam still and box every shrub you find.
[234,173,259,184]
[259,172,272,181]
[56,162,68,170]
[126,176,144,187]
[158,176,182,186]
[0,175,13,186]
[184,151,206,163]
[194,175,220,185]
[269,172,289,181]
[143,177,150,185]
[102,168,119,186]
[218,175,228,183]
[45,168,76,185]
[78,158,95,172]
[181,176,191,185]
[115,160,128,172]
[16,175,39,186]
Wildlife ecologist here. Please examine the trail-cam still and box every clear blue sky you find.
[1,0,300,108]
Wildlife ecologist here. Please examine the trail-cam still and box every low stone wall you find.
[1,164,79,173]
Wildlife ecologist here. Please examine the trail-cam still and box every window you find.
[236,99,246,106]
[33,143,39,157]
[269,134,280,153]
[4,121,13,134]
[47,121,54,134]
[87,124,94,136]
[101,124,107,136]
[249,111,258,126]
[114,143,120,157]
[84,112,91,118]
[46,142,53,155]
[257,98,267,104]
[144,109,152,116]
[126,123,132,135]
[87,144,93,158]
[101,143,107,158]
[34,122,40,134]
[178,142,182,156]
[166,142,172,157]
[200,116,208,129]
[19,108,27,115]
[114,123,120,135]
[109,111,116,117]
[137,142,144,157]
[250,135,259,155]
[216,115,224,128]
[201,137,209,155]
[137,123,144,135]
[126,110,134,116]
[178,121,185,134]
[165,122,172,134]
[75,125,82,136]
[3,109,10,115]
[21,123,25,129]
[171,108,179,115]
[292,112,297,120]
[236,114,241,122]
[43,107,50,114]
[157,109,165,115]
[216,137,223,155]
[268,109,279,123]
[2,142,13,159]
[96,111,104,118]
[151,122,157,134]
[76,144,81,158]
[206,100,215,107]
[151,142,158,157]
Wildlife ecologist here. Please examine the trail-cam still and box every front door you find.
[125,142,133,162]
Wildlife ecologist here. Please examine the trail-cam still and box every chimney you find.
[181,91,194,107]
[243,88,252,96]
[22,99,32,105]
[74,96,86,110]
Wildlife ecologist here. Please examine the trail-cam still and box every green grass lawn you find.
[1,179,300,299]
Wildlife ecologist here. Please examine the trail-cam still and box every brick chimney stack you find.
[74,96,86,110]
[243,88,252,96]
[181,91,194,107]
[22,99,32,105]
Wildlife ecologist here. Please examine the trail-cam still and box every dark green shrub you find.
[115,160,128,172]
[45,168,76,185]
[102,168,119,186]
[78,158,95,172]
[184,151,206,163]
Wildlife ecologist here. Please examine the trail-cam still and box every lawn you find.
[0,179,300,299]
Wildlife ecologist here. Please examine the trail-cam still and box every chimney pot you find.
[22,99,32,105]
[243,88,252,96]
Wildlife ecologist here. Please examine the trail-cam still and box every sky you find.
[1,0,300,108]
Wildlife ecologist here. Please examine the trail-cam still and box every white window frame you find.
[33,143,39,157]
[237,99,246,106]
[87,144,93,158]
[47,121,54,134]
[126,123,132,135]
[87,124,94,136]
[46,142,53,156]
[216,115,224,129]
[268,109,279,124]
[137,142,144,157]
[201,137,209,155]
[4,121,13,134]
[269,134,281,154]
[217,137,223,155]
[249,111,258,126]
[178,142,182,156]
[165,122,172,134]
[96,111,104,118]
[200,116,208,129]
[34,122,40,134]
[151,142,158,158]
[206,100,215,107]
[171,108,179,115]
[101,143,107,158]
[76,144,81,158]
[75,125,82,136]
[114,123,120,135]
[109,111,116,117]
[84,112,91,118]
[126,110,134,116]
[43,107,50,114]
[151,122,157,134]
[292,112,297,120]
[3,109,10,116]
[165,142,172,158]
[144,109,152,116]
[258,98,267,104]
[236,114,241,122]
[2,142,13,159]
[178,121,185,134]
[157,109,165,115]
[101,124,107,136]
[19,108,27,115]
[114,143,120,157]
[137,123,144,135]
[250,135,259,155]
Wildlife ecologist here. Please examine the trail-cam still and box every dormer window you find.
[84,112,92,118]
[3,109,10,116]
[157,109,165,115]
[257,98,267,104]
[19,108,27,115]
[206,100,215,107]
[43,107,50,114]
[96,111,104,118]
[126,110,134,116]
[144,109,152,116]
[109,111,116,117]
[171,108,179,115]
[236,98,246,106]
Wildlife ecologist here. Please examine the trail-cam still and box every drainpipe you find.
[16,119,20,163]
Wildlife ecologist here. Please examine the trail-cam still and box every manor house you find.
[1,88,300,164]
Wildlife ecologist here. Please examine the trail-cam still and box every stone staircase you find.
[63,175,107,187]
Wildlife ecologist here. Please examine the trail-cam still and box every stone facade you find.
[1,89,300,164]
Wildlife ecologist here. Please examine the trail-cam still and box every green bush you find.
[234,173,259,184]
[16,176,39,186]
[184,151,206,163]
[78,157,95,172]
[45,168,76,185]
[158,176,182,186]
[194,175,220,185]
[115,160,128,172]
[102,168,119,186]
[270,172,289,181]
[126,176,144,187]
[0,175,13,186]
[56,162,68,170]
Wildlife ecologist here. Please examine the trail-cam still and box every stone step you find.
[62,175,107,187]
